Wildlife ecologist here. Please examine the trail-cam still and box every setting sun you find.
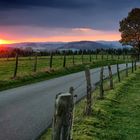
[0,39,12,44]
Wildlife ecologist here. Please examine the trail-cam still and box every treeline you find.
[0,47,138,58]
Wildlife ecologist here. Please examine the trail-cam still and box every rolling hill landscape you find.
[0,0,139,140]
[1,41,131,51]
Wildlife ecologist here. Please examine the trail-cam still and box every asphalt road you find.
[0,63,134,140]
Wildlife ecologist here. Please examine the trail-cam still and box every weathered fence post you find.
[96,51,98,60]
[117,63,120,82]
[84,66,92,115]
[63,52,66,67]
[50,52,53,69]
[134,60,137,71]
[108,65,113,89]
[132,60,134,73]
[123,53,125,60]
[7,53,9,61]
[127,54,129,60]
[126,62,128,77]
[13,53,19,78]
[118,54,120,60]
[111,53,113,60]
[72,53,75,65]
[33,53,37,72]
[101,51,103,60]
[52,92,74,140]
[89,53,92,63]
[107,53,109,60]
[69,87,76,140]
[99,67,104,99]
[81,51,84,64]
[138,53,140,61]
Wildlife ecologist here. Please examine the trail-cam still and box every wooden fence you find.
[1,53,133,79]
[51,61,138,140]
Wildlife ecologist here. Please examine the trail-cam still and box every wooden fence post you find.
[117,63,120,82]
[126,62,128,77]
[52,92,74,140]
[63,52,66,67]
[13,53,19,78]
[138,53,140,61]
[123,53,125,60]
[108,65,113,89]
[96,51,98,60]
[50,52,53,69]
[69,87,76,140]
[33,53,37,72]
[89,53,92,63]
[81,51,84,64]
[132,60,134,73]
[100,67,104,99]
[134,60,137,71]
[7,53,9,61]
[85,66,92,115]
[107,53,109,60]
[127,54,128,60]
[101,51,103,60]
[72,53,75,65]
[111,53,113,59]
[118,54,120,60]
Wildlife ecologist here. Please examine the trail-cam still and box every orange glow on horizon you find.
[11,34,121,43]
[0,31,121,44]
[0,39,13,44]
[45,34,121,42]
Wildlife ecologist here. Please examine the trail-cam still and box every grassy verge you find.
[40,68,140,140]
[0,59,125,91]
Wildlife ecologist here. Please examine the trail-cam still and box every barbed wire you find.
[74,67,110,91]
[65,63,137,94]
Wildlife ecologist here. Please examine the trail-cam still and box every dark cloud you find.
[0,0,139,30]
[0,0,96,9]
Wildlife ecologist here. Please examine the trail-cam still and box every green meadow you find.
[0,54,130,91]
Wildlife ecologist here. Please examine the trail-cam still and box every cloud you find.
[72,28,93,32]
[0,25,121,42]
[0,0,96,9]
[0,0,139,31]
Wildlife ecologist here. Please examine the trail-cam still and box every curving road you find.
[0,63,134,140]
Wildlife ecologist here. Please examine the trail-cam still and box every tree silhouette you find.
[119,8,140,53]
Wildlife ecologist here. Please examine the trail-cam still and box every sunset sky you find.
[0,0,140,44]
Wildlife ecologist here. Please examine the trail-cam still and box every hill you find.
[1,41,131,51]
[58,41,116,51]
[97,41,131,49]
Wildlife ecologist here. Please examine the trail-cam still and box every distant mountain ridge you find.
[1,41,131,51]
[58,41,117,51]
[2,42,65,51]
[97,41,131,49]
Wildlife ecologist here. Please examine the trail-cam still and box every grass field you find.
[0,54,131,80]
[0,54,131,91]
[40,68,140,140]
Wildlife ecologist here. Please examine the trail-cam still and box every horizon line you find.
[1,39,120,45]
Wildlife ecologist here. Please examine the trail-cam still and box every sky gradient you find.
[0,0,140,43]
